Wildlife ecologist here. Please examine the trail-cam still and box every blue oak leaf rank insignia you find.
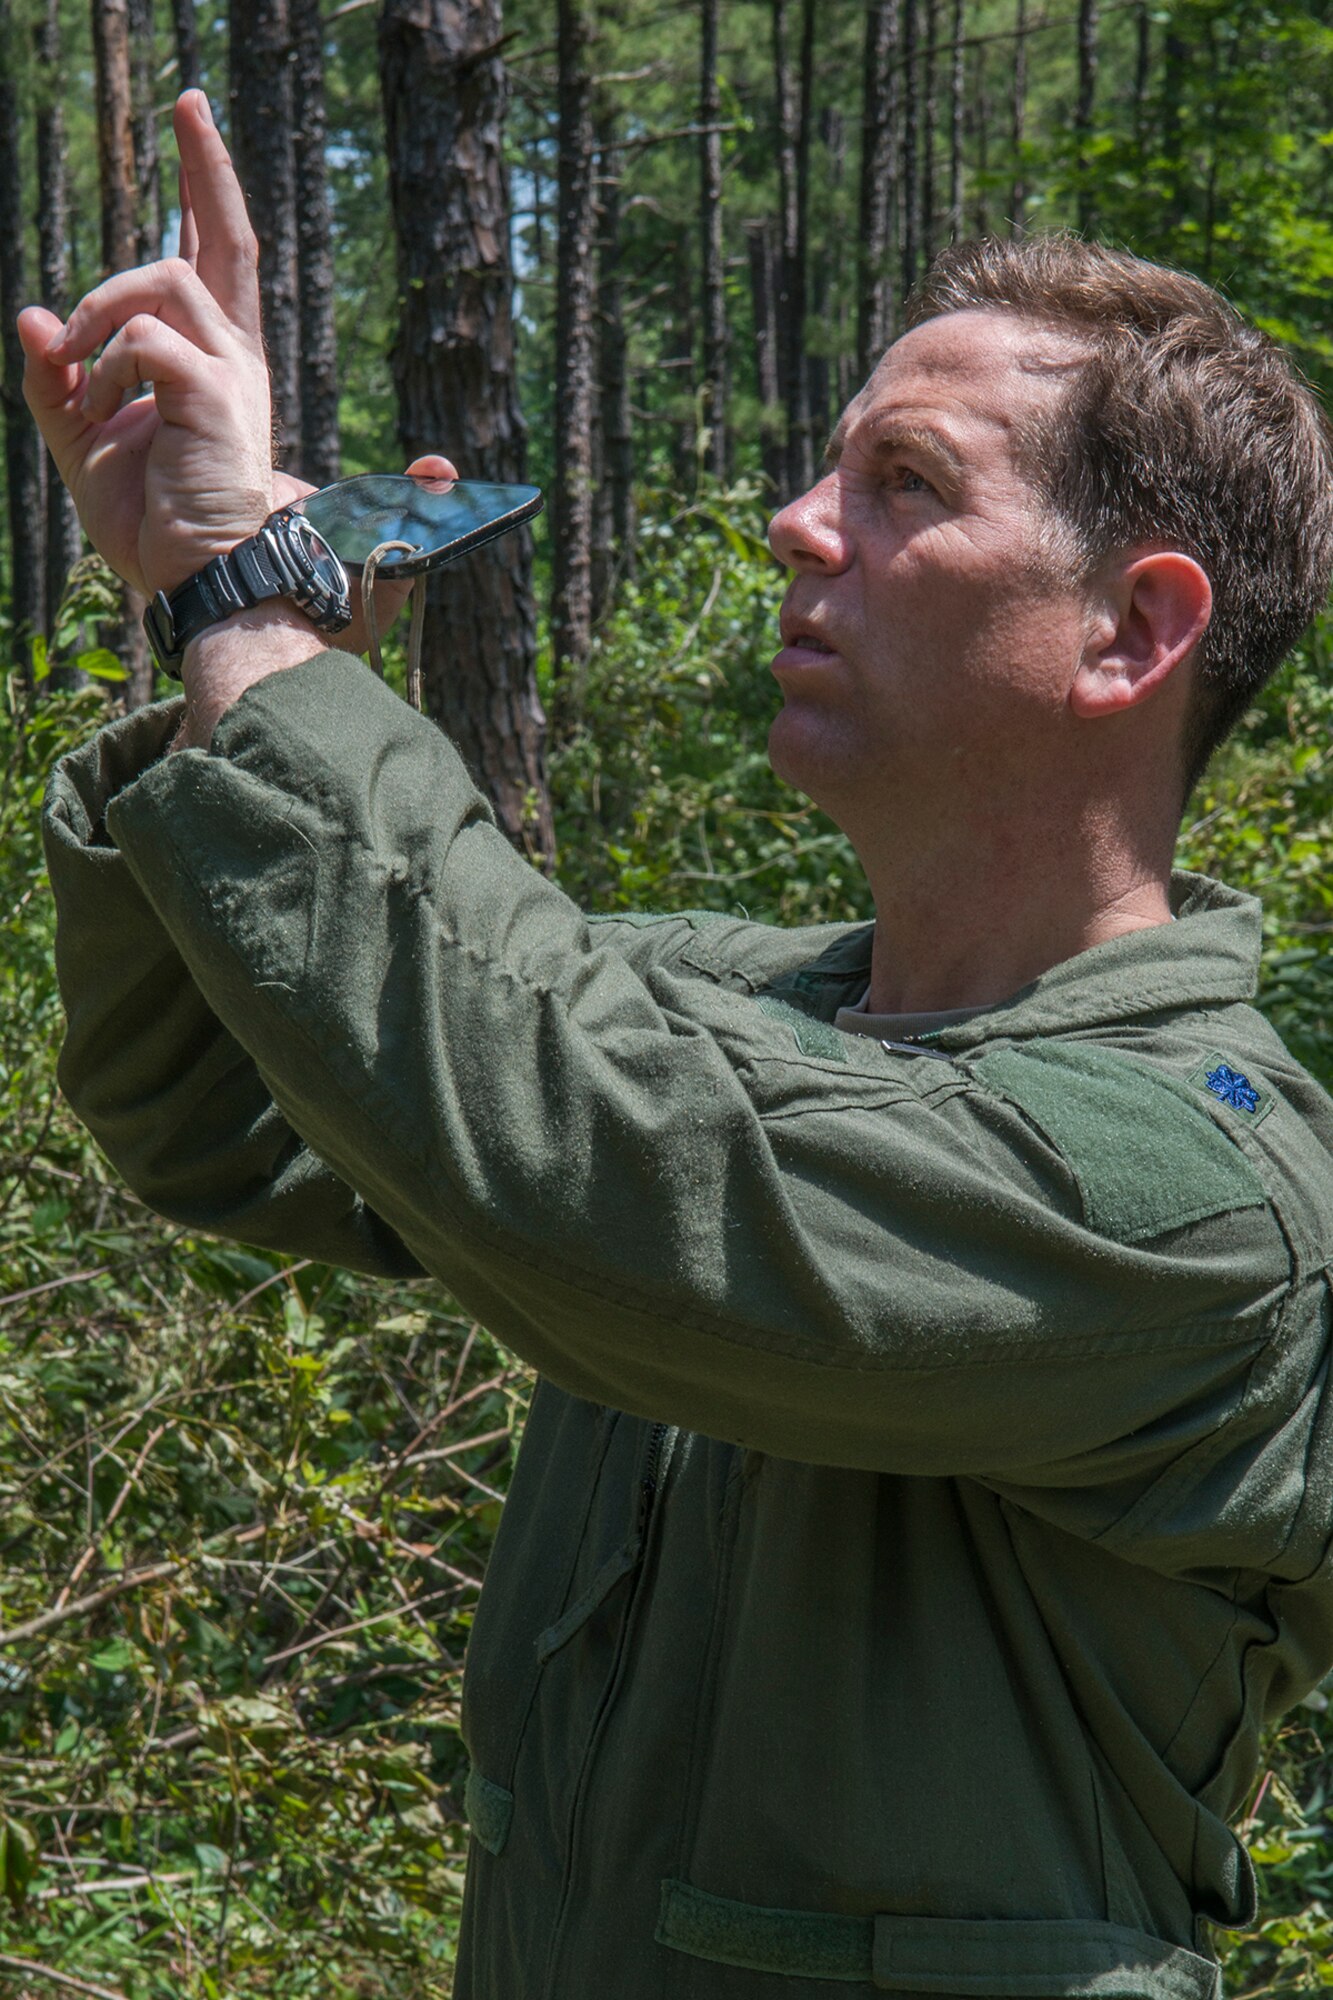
[1204,1063,1260,1113]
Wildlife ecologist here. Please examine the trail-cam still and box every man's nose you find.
[768,476,851,573]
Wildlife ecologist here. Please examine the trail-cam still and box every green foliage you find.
[550,479,868,925]
[0,679,530,1995]
[1179,613,1333,1089]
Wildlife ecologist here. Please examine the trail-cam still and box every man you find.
[23,90,1333,2000]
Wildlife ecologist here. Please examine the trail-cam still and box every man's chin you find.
[767,706,856,810]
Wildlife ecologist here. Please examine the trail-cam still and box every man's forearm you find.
[173,602,329,751]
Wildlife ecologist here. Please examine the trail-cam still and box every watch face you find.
[290,515,346,593]
[275,514,352,632]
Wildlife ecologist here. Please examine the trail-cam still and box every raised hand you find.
[18,88,459,665]
[18,92,275,602]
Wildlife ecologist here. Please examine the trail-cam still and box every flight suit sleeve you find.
[44,651,1294,1481]
[42,693,423,1280]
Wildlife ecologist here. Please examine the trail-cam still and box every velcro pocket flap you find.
[464,1766,513,1857]
[871,1912,1221,1997]
[657,1880,1221,1998]
[972,1042,1265,1245]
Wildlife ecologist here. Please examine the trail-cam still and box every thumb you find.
[406,454,459,481]
[18,306,92,483]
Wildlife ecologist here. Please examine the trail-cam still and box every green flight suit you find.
[42,652,1333,2000]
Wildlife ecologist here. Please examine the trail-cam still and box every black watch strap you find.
[142,513,351,678]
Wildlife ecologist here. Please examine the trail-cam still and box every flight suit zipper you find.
[539,1418,678,2000]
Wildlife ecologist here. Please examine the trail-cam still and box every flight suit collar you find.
[789,870,1262,1049]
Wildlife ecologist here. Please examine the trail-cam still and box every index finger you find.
[172,90,262,344]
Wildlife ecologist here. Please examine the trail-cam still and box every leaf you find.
[0,1816,39,1910]
[90,1639,136,1672]
[75,647,129,683]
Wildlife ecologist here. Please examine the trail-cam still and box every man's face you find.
[766,309,1098,829]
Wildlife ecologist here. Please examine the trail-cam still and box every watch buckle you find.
[143,590,178,675]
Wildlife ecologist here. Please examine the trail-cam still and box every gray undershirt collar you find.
[833,993,997,1043]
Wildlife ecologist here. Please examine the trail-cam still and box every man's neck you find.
[854,795,1178,1017]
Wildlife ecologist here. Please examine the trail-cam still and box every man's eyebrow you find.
[822,420,966,477]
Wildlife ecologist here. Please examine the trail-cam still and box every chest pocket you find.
[972,1041,1267,1244]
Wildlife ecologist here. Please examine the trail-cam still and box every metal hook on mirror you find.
[361,540,427,711]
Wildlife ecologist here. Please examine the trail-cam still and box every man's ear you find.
[1069,552,1212,720]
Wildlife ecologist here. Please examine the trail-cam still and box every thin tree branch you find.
[0,1954,129,2000]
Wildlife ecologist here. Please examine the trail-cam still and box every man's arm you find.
[44,694,423,1280]
[48,644,1291,1492]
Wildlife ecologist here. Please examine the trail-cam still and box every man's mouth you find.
[778,623,837,655]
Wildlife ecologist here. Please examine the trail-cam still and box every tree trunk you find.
[746,218,783,493]
[1162,28,1188,229]
[698,0,726,480]
[91,0,152,706]
[593,114,632,615]
[772,0,816,494]
[172,0,200,91]
[1074,0,1099,234]
[291,0,339,486]
[1132,2,1150,158]
[0,0,46,683]
[899,0,918,291]
[92,0,137,272]
[229,0,301,470]
[920,0,937,262]
[948,0,964,239]
[551,0,597,683]
[1010,0,1026,236]
[792,0,815,487]
[822,106,849,413]
[129,0,162,260]
[970,42,990,235]
[379,0,554,867]
[857,0,899,379]
[33,0,83,668]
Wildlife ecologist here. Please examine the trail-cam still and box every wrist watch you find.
[142,508,354,679]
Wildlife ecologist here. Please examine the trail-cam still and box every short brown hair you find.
[906,235,1333,799]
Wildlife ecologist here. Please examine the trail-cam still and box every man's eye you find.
[896,468,930,495]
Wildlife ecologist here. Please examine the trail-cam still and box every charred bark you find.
[33,0,83,664]
[551,0,597,682]
[1010,0,1027,236]
[91,0,152,705]
[379,0,554,866]
[1132,2,1150,158]
[746,218,783,493]
[772,0,814,494]
[1075,0,1099,234]
[948,0,964,239]
[292,0,340,486]
[129,0,162,259]
[229,0,301,469]
[0,0,45,681]
[593,114,632,615]
[91,0,137,272]
[899,0,918,290]
[920,0,937,261]
[971,42,990,235]
[172,0,200,90]
[698,0,726,479]
[857,0,899,378]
